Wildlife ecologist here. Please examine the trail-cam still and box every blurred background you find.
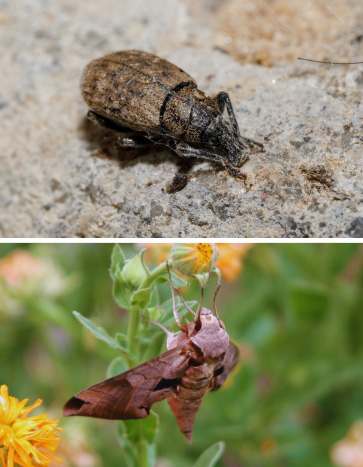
[1,243,363,466]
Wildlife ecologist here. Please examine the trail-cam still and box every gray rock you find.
[0,0,362,238]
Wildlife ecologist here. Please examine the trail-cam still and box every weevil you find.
[81,50,263,177]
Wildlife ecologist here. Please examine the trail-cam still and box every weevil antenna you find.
[166,261,184,330]
[213,283,221,321]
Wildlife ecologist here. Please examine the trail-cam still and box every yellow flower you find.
[0,385,62,466]
[145,243,252,282]
[170,243,219,277]
[215,243,253,282]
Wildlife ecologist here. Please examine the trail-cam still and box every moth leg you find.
[174,289,196,316]
[212,283,225,327]
[144,317,174,338]
[87,110,151,148]
[166,261,187,332]
[195,286,205,323]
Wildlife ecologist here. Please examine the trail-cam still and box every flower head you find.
[170,243,219,277]
[215,243,253,282]
[331,420,363,467]
[0,385,62,466]
[0,250,47,288]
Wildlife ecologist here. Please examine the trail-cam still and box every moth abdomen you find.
[166,364,215,441]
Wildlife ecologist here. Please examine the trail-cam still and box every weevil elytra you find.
[81,50,263,176]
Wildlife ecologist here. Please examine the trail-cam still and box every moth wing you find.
[210,341,239,391]
[63,346,190,420]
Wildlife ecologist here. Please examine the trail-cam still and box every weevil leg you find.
[175,142,224,163]
[213,94,264,151]
[214,92,241,138]
[87,110,151,148]
[223,162,247,179]
[175,142,249,178]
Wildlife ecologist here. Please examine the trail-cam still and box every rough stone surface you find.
[0,0,362,238]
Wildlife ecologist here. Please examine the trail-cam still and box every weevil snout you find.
[203,119,249,167]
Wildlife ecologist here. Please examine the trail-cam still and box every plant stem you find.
[139,261,169,289]
[137,440,149,467]
[127,306,140,368]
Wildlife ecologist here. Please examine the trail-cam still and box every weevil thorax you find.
[190,307,230,359]
[203,117,246,167]
[163,86,220,143]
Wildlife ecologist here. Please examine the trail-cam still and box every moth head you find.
[199,307,223,329]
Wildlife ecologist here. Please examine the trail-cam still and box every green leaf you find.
[121,410,159,444]
[192,272,211,288]
[211,266,222,286]
[117,421,137,467]
[115,332,128,349]
[107,355,128,378]
[148,270,188,288]
[130,287,152,308]
[170,270,189,288]
[139,248,150,278]
[110,244,126,279]
[145,306,164,322]
[113,267,132,309]
[73,311,120,349]
[142,330,166,362]
[193,441,225,467]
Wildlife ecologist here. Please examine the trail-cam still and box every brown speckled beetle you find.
[81,50,263,176]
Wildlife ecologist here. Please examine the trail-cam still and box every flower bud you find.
[170,243,219,277]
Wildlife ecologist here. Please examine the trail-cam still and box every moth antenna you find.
[175,288,196,316]
[166,261,184,331]
[143,317,173,337]
[213,282,221,321]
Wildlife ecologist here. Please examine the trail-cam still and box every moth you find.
[63,268,239,442]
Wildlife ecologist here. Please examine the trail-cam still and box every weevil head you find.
[202,118,252,167]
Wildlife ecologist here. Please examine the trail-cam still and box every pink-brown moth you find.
[64,266,239,442]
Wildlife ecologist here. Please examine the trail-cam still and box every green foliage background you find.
[0,243,362,466]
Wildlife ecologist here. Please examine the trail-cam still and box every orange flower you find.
[215,243,253,282]
[331,421,363,467]
[143,243,172,266]
[0,250,47,288]
[0,385,62,466]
